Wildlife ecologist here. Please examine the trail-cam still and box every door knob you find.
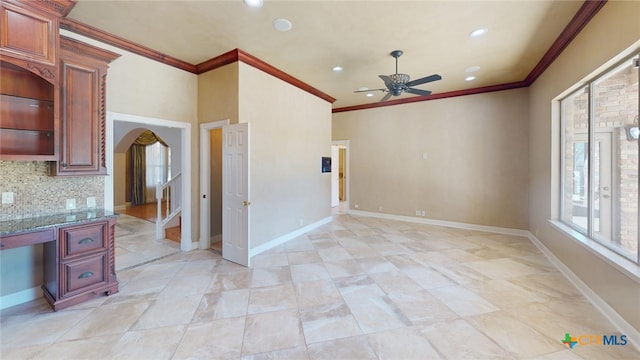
[242,201,251,206]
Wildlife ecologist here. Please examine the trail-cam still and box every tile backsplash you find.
[0,161,104,221]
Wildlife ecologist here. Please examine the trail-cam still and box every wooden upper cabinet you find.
[52,36,119,176]
[0,0,74,81]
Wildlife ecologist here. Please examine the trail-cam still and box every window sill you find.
[548,220,640,284]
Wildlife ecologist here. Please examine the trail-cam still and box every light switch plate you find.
[2,192,14,204]
[66,198,76,210]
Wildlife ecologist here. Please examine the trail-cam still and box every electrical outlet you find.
[2,192,14,204]
[354,204,359,209]
[415,210,420,216]
[87,196,97,208]
[66,198,76,210]
[421,153,429,160]
[421,210,426,217]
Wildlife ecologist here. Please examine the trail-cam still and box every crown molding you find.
[59,0,605,111]
[59,17,197,73]
[333,0,607,113]
[196,49,336,104]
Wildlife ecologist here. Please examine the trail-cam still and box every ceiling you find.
[67,0,584,109]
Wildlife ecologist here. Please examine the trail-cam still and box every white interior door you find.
[331,145,339,207]
[222,123,250,266]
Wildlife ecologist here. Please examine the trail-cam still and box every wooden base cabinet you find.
[42,218,118,311]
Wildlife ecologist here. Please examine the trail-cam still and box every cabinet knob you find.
[79,272,94,279]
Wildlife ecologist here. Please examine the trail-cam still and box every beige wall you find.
[333,88,529,230]
[529,1,640,332]
[113,153,127,207]
[238,63,333,248]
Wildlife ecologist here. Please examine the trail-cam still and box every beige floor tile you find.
[357,256,399,274]
[300,302,362,344]
[323,259,366,278]
[369,271,424,294]
[290,263,331,283]
[467,278,551,309]
[307,336,377,360]
[464,258,541,279]
[1,308,93,347]
[317,247,353,262]
[252,253,289,268]
[158,272,214,298]
[284,237,315,252]
[294,279,343,308]
[192,288,250,322]
[110,325,186,359]
[421,319,513,359]
[251,266,292,288]
[387,290,459,325]
[208,268,253,292]
[287,250,323,265]
[242,309,305,355]
[367,326,442,359]
[58,300,150,341]
[36,334,122,360]
[173,317,246,359]
[344,295,411,334]
[132,294,202,330]
[401,267,457,289]
[242,346,310,360]
[334,274,386,300]
[465,311,564,358]
[428,285,499,317]
[248,283,297,314]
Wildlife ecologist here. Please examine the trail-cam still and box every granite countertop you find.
[0,209,119,236]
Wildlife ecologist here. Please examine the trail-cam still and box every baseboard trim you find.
[250,216,333,257]
[0,286,42,310]
[349,210,529,237]
[528,233,640,351]
[211,234,222,243]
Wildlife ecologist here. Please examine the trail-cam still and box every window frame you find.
[558,52,640,265]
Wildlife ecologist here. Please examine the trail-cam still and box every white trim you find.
[249,216,332,258]
[106,111,193,251]
[0,286,41,310]
[199,119,230,250]
[349,210,529,237]
[528,232,640,352]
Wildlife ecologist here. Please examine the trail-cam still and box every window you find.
[560,53,639,263]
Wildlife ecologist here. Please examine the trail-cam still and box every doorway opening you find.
[332,140,350,214]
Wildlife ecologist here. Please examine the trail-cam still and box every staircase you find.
[156,173,182,241]
[165,216,181,243]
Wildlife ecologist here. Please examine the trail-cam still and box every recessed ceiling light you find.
[243,0,263,8]
[366,93,374,97]
[273,18,293,32]
[469,28,488,38]
[332,66,343,72]
[465,75,477,81]
[465,65,480,73]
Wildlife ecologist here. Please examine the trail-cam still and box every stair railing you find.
[156,172,182,240]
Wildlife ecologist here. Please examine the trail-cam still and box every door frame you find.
[332,140,350,211]
[199,119,230,250]
[105,111,193,251]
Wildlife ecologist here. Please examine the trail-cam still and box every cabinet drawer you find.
[62,253,107,296]
[60,222,106,259]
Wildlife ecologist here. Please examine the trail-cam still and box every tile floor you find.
[1,212,639,359]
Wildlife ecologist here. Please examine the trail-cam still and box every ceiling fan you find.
[356,50,442,102]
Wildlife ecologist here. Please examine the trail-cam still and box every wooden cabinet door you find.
[57,53,105,175]
[54,37,118,176]
[0,0,57,68]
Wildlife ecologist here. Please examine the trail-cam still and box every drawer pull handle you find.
[78,238,94,245]
[79,272,94,279]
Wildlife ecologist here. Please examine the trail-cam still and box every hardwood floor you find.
[119,202,166,223]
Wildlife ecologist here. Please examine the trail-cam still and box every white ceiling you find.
[67,0,583,108]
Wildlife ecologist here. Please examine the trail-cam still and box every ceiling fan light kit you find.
[355,50,442,102]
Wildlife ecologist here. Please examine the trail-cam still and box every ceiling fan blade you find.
[405,74,442,87]
[378,75,394,90]
[354,88,386,93]
[380,92,393,102]
[406,88,432,96]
